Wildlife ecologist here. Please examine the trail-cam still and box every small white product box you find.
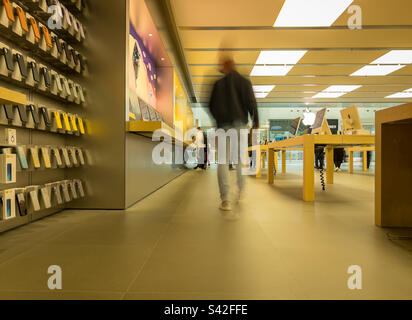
[5,128,16,145]
[0,153,16,184]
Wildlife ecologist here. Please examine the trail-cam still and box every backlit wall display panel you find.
[128,23,158,121]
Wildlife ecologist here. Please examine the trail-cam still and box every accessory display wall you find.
[0,0,89,233]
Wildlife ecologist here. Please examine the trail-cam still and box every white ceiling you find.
[170,0,412,104]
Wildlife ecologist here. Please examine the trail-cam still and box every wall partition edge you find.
[68,0,128,210]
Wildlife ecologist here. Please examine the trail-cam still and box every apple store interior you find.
[0,0,411,301]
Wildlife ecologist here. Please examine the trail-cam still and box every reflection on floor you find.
[0,165,411,300]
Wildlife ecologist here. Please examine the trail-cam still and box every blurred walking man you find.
[208,56,259,211]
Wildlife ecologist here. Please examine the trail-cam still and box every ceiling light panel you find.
[350,65,405,76]
[274,0,354,27]
[253,85,276,93]
[312,85,361,98]
[372,50,412,64]
[312,92,346,98]
[323,85,362,92]
[255,92,270,98]
[386,88,412,98]
[250,65,294,76]
[255,50,308,65]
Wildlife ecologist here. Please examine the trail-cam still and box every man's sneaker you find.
[219,201,232,211]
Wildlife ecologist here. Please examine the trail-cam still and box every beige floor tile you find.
[0,167,410,300]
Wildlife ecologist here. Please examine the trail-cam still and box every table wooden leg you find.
[363,151,367,171]
[303,137,315,202]
[268,148,274,184]
[262,151,266,169]
[282,150,286,174]
[256,149,261,178]
[326,146,334,184]
[349,151,354,174]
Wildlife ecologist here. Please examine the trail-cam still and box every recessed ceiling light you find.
[161,57,165,61]
[255,92,270,98]
[350,65,405,76]
[323,85,362,93]
[372,50,412,64]
[312,85,361,98]
[253,85,276,92]
[250,65,294,76]
[385,88,412,98]
[255,50,307,65]
[149,33,153,37]
[312,92,347,98]
[274,0,354,27]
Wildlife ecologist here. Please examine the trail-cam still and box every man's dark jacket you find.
[208,71,259,128]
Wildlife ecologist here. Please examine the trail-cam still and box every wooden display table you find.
[375,103,412,227]
[345,146,375,173]
[267,134,375,202]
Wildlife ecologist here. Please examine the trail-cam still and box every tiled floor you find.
[0,164,411,300]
